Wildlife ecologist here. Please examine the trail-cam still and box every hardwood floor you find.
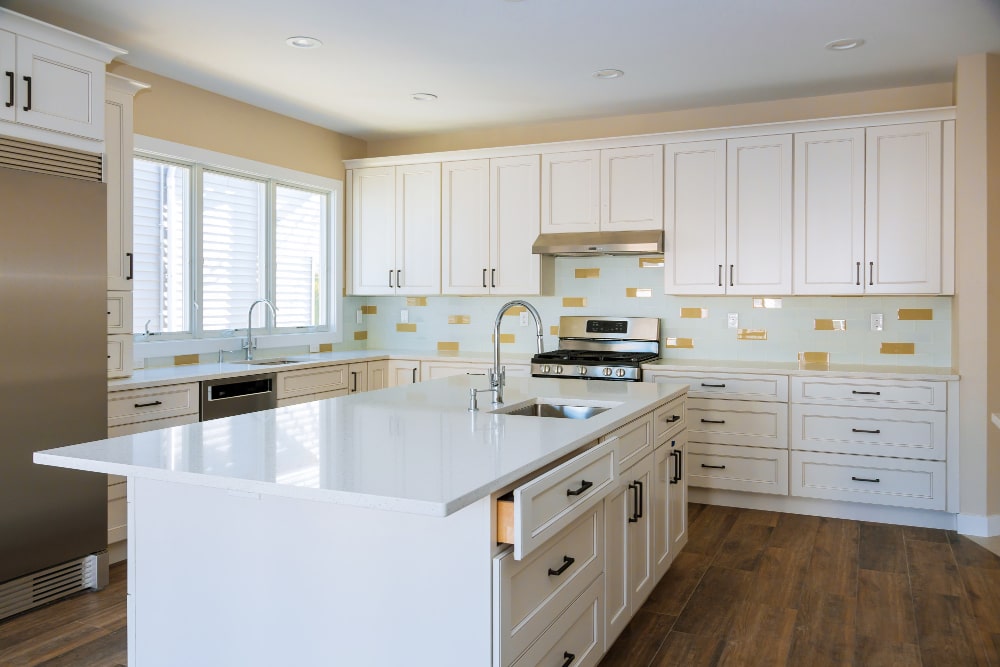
[3,504,1000,666]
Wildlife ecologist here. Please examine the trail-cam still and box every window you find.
[132,137,341,350]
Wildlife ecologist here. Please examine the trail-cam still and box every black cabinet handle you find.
[22,75,30,111]
[664,415,681,423]
[852,428,882,434]
[856,261,861,286]
[869,261,874,286]
[388,270,393,288]
[396,270,401,288]
[5,71,12,108]
[700,418,725,424]
[636,480,643,518]
[561,651,576,667]
[852,476,880,483]
[676,449,683,481]
[134,400,163,408]
[411,368,417,383]
[717,264,723,287]
[566,480,593,497]
[669,451,679,485]
[350,371,358,392]
[628,482,639,523]
[729,264,734,287]
[491,268,496,288]
[547,555,574,576]
[482,268,487,288]
[126,252,134,280]
[852,390,881,396]
[701,382,726,388]
[701,463,727,469]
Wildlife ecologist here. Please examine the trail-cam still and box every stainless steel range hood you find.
[531,230,663,256]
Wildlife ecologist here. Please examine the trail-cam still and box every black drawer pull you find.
[869,260,874,286]
[700,418,725,424]
[856,261,861,286]
[134,400,163,408]
[388,270,394,288]
[701,382,726,388]
[562,651,576,667]
[664,415,681,423]
[852,428,882,434]
[482,268,487,288]
[852,476,880,483]
[22,75,30,111]
[5,71,12,108]
[852,390,881,396]
[566,480,593,497]
[717,264,722,287]
[547,555,575,577]
[701,463,727,469]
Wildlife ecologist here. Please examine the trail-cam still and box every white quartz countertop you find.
[642,358,959,381]
[39,376,686,517]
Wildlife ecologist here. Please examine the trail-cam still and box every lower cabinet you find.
[654,433,688,581]
[387,359,421,386]
[422,359,530,381]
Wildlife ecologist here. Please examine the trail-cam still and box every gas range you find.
[531,316,660,382]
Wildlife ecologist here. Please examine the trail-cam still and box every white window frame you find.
[132,135,344,360]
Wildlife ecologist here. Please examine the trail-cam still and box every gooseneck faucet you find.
[244,299,277,361]
[488,299,544,405]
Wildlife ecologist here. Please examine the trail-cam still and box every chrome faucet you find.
[488,300,544,405]
[243,299,277,361]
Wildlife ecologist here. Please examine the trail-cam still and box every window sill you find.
[134,331,344,361]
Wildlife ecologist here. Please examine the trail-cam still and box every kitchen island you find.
[36,375,688,667]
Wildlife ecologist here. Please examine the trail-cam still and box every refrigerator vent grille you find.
[0,137,103,182]
[0,555,99,622]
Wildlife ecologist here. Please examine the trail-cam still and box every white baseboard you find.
[956,513,1000,537]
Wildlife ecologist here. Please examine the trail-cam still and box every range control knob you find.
[602,368,613,377]
[615,368,627,378]
[577,366,588,375]
[555,365,563,374]
[542,365,551,373]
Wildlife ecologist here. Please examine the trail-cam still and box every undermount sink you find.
[491,399,618,420]
[236,358,303,366]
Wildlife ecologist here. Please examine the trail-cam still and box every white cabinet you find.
[541,146,662,234]
[421,359,529,381]
[0,31,12,125]
[387,359,421,386]
[441,156,542,295]
[349,163,440,296]
[107,334,132,378]
[865,122,943,294]
[366,360,387,392]
[654,432,687,581]
[107,292,131,335]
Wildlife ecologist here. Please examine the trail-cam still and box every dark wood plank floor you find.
[3,504,1000,666]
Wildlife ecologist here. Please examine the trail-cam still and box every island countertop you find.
[37,376,687,517]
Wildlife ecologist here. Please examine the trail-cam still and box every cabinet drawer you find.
[790,376,946,410]
[276,388,349,408]
[648,370,788,401]
[688,442,789,495]
[688,399,788,448]
[494,505,604,664]
[602,414,652,473]
[501,440,615,560]
[791,404,946,460]
[510,574,604,667]
[107,292,132,334]
[108,383,199,427]
[790,450,946,510]
[653,395,686,444]
[107,413,199,437]
[276,365,348,399]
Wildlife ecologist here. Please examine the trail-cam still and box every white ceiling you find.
[3,0,999,141]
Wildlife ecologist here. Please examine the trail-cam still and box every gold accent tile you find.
[396,323,417,333]
[563,297,587,308]
[898,308,933,321]
[319,343,333,353]
[360,305,377,315]
[405,297,427,307]
[752,298,783,309]
[448,315,470,325]
[503,305,525,316]
[626,287,653,298]
[499,333,515,344]
[680,307,708,319]
[814,319,847,331]
[737,329,768,341]
[798,352,830,370]
[575,268,600,279]
[437,341,459,352]
[550,326,560,336]
[880,342,915,355]
[353,331,368,341]
[639,257,664,268]
[174,354,199,366]
[664,337,694,349]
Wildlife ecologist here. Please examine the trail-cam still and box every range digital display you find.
[585,319,628,334]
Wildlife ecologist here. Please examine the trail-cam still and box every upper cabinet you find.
[540,145,663,234]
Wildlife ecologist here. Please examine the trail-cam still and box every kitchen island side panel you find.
[130,477,494,667]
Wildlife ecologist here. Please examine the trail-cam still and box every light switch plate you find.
[356,309,363,325]
[871,313,883,331]
[400,309,409,323]
[519,311,530,326]
[727,313,739,329]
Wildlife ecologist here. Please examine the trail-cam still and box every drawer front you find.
[512,441,615,560]
[791,404,946,460]
[790,451,946,510]
[510,574,604,667]
[602,414,653,473]
[688,442,789,495]
[495,505,604,663]
[276,365,348,399]
[653,395,687,444]
[108,383,199,427]
[647,370,788,401]
[107,334,132,378]
[107,292,132,334]
[688,399,788,448]
[107,413,199,437]
[790,376,946,410]
[276,388,349,408]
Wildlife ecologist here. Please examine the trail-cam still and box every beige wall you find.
[367,82,953,157]
[108,63,367,180]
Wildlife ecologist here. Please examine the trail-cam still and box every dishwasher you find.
[200,373,277,421]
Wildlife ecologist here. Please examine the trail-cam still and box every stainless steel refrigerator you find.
[0,161,109,619]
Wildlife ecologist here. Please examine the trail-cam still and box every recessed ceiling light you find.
[825,38,865,51]
[411,93,438,101]
[286,36,322,49]
[593,68,624,79]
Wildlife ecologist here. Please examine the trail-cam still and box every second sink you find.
[492,399,617,419]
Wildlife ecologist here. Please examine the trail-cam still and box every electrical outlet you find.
[309,343,320,353]
[355,309,363,325]
[519,311,530,327]
[727,313,739,329]
[871,313,883,332]
[400,309,409,323]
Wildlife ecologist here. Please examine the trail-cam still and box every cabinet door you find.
[106,87,135,292]
[664,141,727,294]
[726,135,793,294]
[540,150,600,234]
[0,31,14,124]
[366,360,387,392]
[441,159,490,295]
[669,433,688,554]
[653,445,672,582]
[348,363,368,394]
[628,454,655,611]
[490,155,540,295]
[351,167,396,295]
[395,163,441,296]
[601,145,663,231]
[387,360,420,386]
[15,36,105,140]
[793,129,865,294]
[865,122,942,294]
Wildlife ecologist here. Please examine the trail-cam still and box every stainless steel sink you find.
[235,358,302,366]
[492,401,614,419]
